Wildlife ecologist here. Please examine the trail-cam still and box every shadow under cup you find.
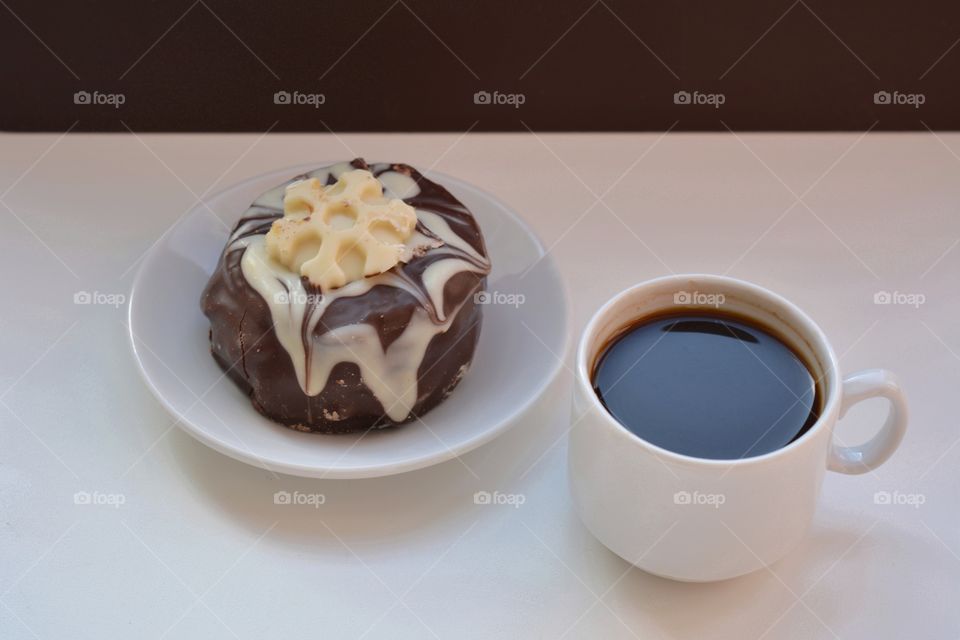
[569,275,844,582]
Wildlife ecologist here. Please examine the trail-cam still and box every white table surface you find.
[1,130,958,639]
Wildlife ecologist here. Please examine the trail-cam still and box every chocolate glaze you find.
[200,159,490,433]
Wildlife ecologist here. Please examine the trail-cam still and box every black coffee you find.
[592,312,820,460]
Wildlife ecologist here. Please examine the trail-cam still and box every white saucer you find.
[128,165,568,478]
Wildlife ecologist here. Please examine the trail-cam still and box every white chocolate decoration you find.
[265,170,419,291]
[232,162,491,423]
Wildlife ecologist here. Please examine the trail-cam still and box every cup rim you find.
[575,274,842,468]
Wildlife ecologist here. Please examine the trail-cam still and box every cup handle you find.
[827,369,908,474]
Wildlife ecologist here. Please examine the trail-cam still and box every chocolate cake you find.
[201,159,491,433]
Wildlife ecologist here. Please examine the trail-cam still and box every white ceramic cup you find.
[568,274,908,582]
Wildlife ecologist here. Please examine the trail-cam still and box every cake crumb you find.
[442,364,470,399]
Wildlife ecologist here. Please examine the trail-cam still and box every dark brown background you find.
[3,0,958,131]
